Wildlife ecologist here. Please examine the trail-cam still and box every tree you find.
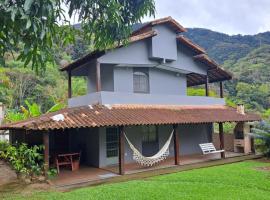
[0,0,155,71]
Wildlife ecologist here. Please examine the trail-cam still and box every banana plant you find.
[5,100,65,123]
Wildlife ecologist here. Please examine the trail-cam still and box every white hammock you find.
[124,130,174,167]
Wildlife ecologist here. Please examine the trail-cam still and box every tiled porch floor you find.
[50,152,245,187]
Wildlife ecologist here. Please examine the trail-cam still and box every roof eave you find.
[177,35,206,54]
[60,30,158,72]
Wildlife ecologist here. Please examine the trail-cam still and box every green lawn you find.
[2,160,270,200]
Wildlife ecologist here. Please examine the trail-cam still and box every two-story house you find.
[1,17,260,185]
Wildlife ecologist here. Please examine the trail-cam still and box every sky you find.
[143,0,270,35]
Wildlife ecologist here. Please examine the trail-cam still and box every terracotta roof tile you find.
[132,16,187,35]
[0,105,261,131]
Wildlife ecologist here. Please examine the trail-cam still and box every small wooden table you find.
[55,152,81,173]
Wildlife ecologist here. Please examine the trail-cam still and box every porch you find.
[50,152,259,190]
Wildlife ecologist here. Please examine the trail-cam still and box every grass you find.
[1,160,270,200]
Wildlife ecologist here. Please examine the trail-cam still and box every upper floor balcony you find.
[66,63,227,108]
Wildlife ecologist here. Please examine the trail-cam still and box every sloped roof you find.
[60,30,157,71]
[132,16,187,36]
[60,17,232,86]
[177,35,206,54]
[186,54,233,86]
[0,105,260,131]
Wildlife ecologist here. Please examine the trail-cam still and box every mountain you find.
[184,28,270,113]
[184,28,270,64]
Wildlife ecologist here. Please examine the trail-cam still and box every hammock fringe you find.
[124,130,174,167]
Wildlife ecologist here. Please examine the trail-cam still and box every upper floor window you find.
[133,68,149,93]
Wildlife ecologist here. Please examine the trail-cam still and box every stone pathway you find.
[0,160,17,186]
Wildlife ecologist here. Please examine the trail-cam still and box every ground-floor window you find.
[106,128,119,158]
[142,125,158,143]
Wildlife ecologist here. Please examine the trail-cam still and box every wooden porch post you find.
[68,70,72,98]
[118,126,125,175]
[218,123,225,158]
[43,131,49,174]
[173,124,180,165]
[96,61,101,92]
[205,73,209,96]
[219,81,224,98]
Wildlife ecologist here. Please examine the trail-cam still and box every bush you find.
[0,140,9,152]
[251,121,270,157]
[47,168,58,179]
[1,143,44,177]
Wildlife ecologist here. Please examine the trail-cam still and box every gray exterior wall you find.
[68,128,100,167]
[87,64,114,93]
[114,67,133,93]
[68,22,214,106]
[100,65,114,92]
[150,25,177,60]
[87,64,96,93]
[149,68,186,95]
[112,67,186,95]
[98,40,155,65]
[68,91,225,107]
[170,45,207,75]
[98,123,213,167]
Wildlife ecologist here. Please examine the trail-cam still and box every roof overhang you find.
[60,30,158,72]
[177,35,206,54]
[187,54,233,86]
[132,16,187,36]
[0,105,261,131]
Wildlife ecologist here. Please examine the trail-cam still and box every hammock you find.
[124,130,174,167]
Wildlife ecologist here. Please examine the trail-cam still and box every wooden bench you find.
[199,143,224,155]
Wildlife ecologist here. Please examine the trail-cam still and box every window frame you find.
[142,125,158,143]
[133,68,150,94]
[106,127,119,158]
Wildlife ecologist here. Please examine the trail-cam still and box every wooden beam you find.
[96,61,101,92]
[68,70,72,98]
[43,132,49,174]
[118,126,125,175]
[219,81,224,98]
[205,73,209,96]
[218,123,225,158]
[173,124,180,165]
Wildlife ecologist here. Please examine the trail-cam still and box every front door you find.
[142,126,159,156]
[106,127,119,165]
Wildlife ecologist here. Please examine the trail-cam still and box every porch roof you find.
[0,105,260,131]
[187,54,233,86]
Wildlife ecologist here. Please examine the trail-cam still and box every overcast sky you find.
[143,0,270,35]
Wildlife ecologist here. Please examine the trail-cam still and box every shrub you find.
[47,168,58,179]
[0,140,9,152]
[251,121,270,157]
[1,143,44,177]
